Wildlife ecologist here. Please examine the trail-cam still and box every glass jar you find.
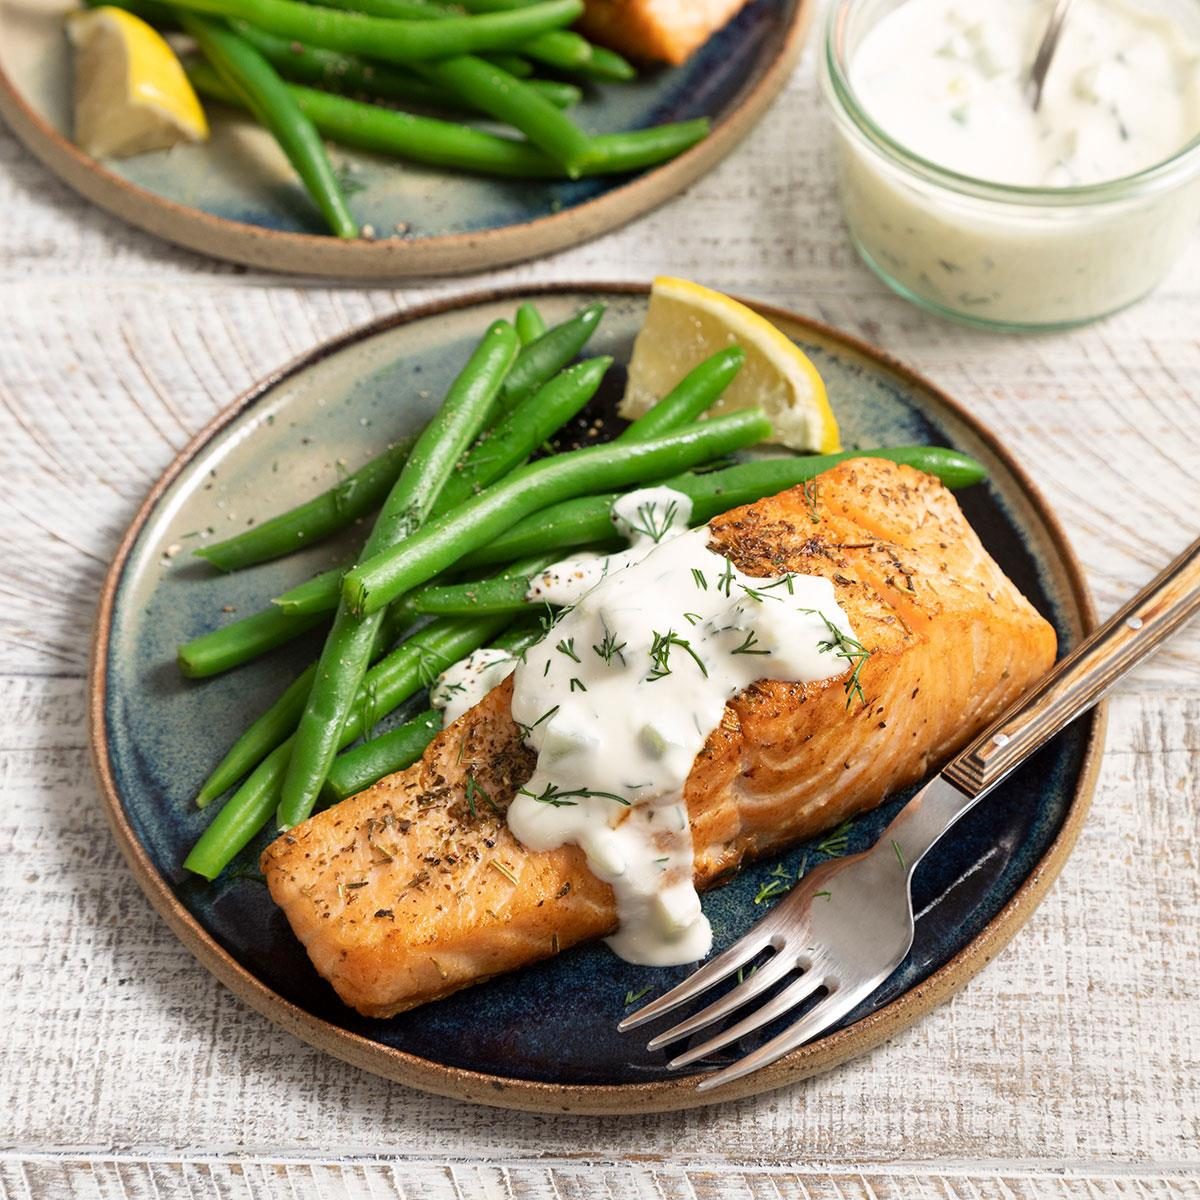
[820,0,1200,331]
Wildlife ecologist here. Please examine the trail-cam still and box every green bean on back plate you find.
[188,67,710,180]
[181,13,358,238]
[168,0,585,62]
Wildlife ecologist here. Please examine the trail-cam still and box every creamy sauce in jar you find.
[852,0,1200,187]
[826,0,1200,326]
[507,488,860,966]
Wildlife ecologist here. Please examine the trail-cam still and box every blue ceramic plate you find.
[91,285,1102,1113]
[0,0,809,276]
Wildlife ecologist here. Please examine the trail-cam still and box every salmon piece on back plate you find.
[579,0,753,65]
[262,458,1056,1017]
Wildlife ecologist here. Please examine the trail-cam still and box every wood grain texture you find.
[0,44,1197,1198]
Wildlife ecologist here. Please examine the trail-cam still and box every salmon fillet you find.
[579,0,751,65]
[262,459,1056,1017]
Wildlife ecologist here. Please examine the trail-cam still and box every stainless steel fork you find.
[621,534,1200,1092]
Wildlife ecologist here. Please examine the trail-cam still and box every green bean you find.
[343,410,772,616]
[405,360,745,615]
[178,605,327,679]
[322,709,441,804]
[519,27,591,69]
[620,348,744,443]
[408,571,541,615]
[443,0,638,79]
[434,356,611,514]
[194,437,414,573]
[269,343,717,623]
[573,44,635,82]
[459,446,990,568]
[480,51,533,77]
[515,303,547,346]
[197,666,315,807]
[499,302,605,412]
[322,618,542,801]
[307,0,590,73]
[181,14,358,238]
[190,68,708,178]
[416,56,591,176]
[231,24,578,109]
[170,0,583,61]
[184,614,508,878]
[280,321,517,830]
[193,598,416,806]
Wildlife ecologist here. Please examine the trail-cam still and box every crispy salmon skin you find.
[263,459,1056,1017]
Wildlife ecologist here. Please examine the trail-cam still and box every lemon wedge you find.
[68,6,208,159]
[620,277,841,453]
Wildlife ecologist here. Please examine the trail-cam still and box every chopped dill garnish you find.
[683,611,703,626]
[647,630,708,681]
[628,498,679,544]
[519,783,631,807]
[717,558,735,597]
[690,567,708,591]
[800,609,872,708]
[814,890,832,901]
[624,986,653,1006]
[514,705,559,740]
[730,630,770,655]
[465,774,494,819]
[592,625,627,665]
[555,637,581,663]
[815,818,853,858]
[569,676,587,692]
[892,839,907,870]
[802,478,820,524]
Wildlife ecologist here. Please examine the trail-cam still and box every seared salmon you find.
[579,0,752,65]
[262,459,1056,1017]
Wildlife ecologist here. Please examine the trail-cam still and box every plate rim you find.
[89,281,1105,1114]
[0,1,811,278]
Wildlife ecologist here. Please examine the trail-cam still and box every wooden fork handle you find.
[942,534,1200,799]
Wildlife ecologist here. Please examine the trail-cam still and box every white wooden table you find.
[2,28,1198,1200]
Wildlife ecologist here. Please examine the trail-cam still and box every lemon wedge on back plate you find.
[620,277,841,453]
[68,6,208,159]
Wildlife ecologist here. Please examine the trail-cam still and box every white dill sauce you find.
[507,488,860,966]
[431,649,518,726]
[851,0,1200,187]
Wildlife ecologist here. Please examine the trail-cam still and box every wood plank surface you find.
[0,45,1197,1199]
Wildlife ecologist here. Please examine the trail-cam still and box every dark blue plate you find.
[92,285,1101,1112]
[1,0,808,276]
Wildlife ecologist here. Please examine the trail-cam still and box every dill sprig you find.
[555,637,581,663]
[628,497,679,544]
[519,782,631,807]
[464,773,495,819]
[730,630,770,656]
[592,625,627,666]
[815,818,853,858]
[717,558,735,597]
[800,609,872,708]
[514,705,559,740]
[802,478,820,524]
[647,629,708,681]
[690,567,708,591]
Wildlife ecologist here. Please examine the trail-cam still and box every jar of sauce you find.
[821,0,1200,329]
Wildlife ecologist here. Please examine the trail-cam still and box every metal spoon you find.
[1028,0,1074,110]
